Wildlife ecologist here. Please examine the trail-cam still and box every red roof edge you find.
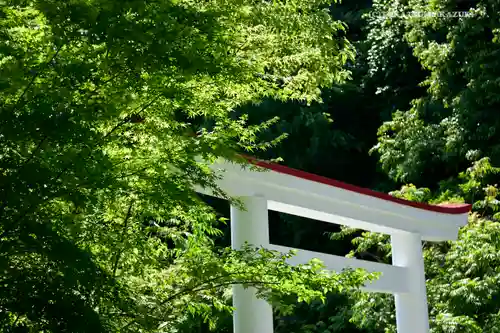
[240,155,472,215]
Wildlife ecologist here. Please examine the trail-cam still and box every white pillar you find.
[230,196,274,333]
[391,232,430,333]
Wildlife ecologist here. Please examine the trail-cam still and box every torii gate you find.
[197,157,471,333]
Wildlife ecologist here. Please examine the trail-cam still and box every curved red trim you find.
[242,156,471,215]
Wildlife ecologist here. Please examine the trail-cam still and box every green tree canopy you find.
[0,0,373,331]
[371,0,500,186]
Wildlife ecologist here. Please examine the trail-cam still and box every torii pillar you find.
[392,232,430,333]
[231,196,273,333]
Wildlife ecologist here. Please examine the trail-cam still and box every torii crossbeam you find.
[197,157,471,333]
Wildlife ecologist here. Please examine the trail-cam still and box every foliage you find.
[274,292,371,333]
[0,0,371,331]
[123,244,374,332]
[372,0,500,187]
[362,0,428,122]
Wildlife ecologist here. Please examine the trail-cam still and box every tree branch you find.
[162,278,280,306]
[9,43,66,113]
[120,279,280,331]
[112,200,135,277]
[10,135,50,176]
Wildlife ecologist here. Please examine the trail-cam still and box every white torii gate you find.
[197,157,471,333]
